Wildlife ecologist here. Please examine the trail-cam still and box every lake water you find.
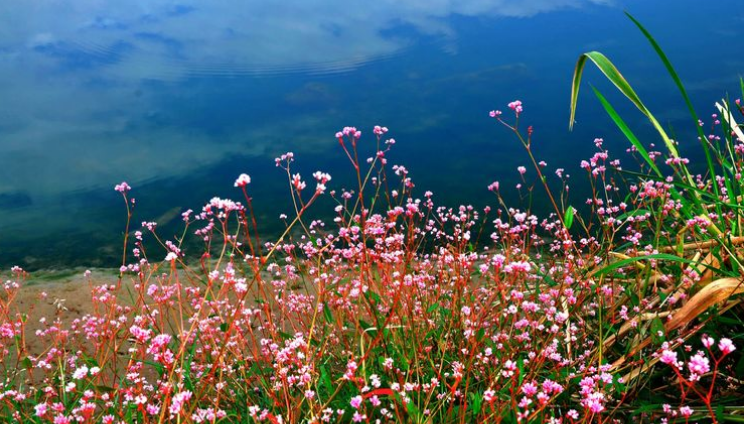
[1,0,743,269]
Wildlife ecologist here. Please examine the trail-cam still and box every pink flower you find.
[582,391,605,414]
[373,125,388,135]
[659,350,678,367]
[72,365,88,380]
[521,381,538,397]
[350,395,363,409]
[679,405,693,418]
[234,173,251,187]
[489,110,502,118]
[702,336,715,348]
[339,126,362,139]
[313,171,332,194]
[34,403,47,417]
[169,390,192,416]
[53,415,70,424]
[687,353,710,376]
[508,100,523,114]
[114,182,131,193]
[719,338,736,355]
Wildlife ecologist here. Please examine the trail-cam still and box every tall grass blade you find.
[625,12,720,204]
[569,51,646,130]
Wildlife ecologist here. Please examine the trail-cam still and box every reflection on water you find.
[1,0,743,268]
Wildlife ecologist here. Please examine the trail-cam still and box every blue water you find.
[1,0,743,268]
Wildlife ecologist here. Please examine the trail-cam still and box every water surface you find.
[1,0,743,268]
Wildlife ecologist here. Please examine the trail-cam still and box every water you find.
[1,0,743,269]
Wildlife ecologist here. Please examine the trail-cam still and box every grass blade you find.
[625,11,719,206]
[569,51,647,130]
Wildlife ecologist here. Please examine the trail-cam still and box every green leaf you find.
[320,365,332,395]
[358,319,374,332]
[323,302,334,324]
[406,398,422,420]
[570,51,647,130]
[569,44,689,183]
[365,290,382,305]
[470,392,483,415]
[592,253,696,276]
[564,205,575,230]
[625,12,718,206]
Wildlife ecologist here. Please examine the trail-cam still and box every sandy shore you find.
[7,268,123,355]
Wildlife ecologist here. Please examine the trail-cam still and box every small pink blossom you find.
[114,182,131,193]
[719,338,736,355]
[687,352,710,381]
[34,403,47,417]
[169,390,193,416]
[679,405,693,418]
[373,125,388,135]
[702,336,715,348]
[234,173,251,187]
[659,350,678,367]
[350,395,363,409]
[508,100,523,114]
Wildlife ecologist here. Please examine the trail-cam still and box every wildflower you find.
[34,403,47,417]
[521,381,538,397]
[72,365,88,380]
[719,338,736,355]
[234,173,251,187]
[350,395,363,409]
[502,360,517,378]
[508,100,523,114]
[702,336,715,348]
[53,415,71,424]
[383,357,394,370]
[114,182,131,193]
[373,125,388,135]
[169,390,193,416]
[659,350,678,367]
[679,406,693,418]
[582,391,605,413]
[687,352,710,380]
[313,171,332,194]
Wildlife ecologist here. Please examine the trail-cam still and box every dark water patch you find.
[0,191,32,210]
